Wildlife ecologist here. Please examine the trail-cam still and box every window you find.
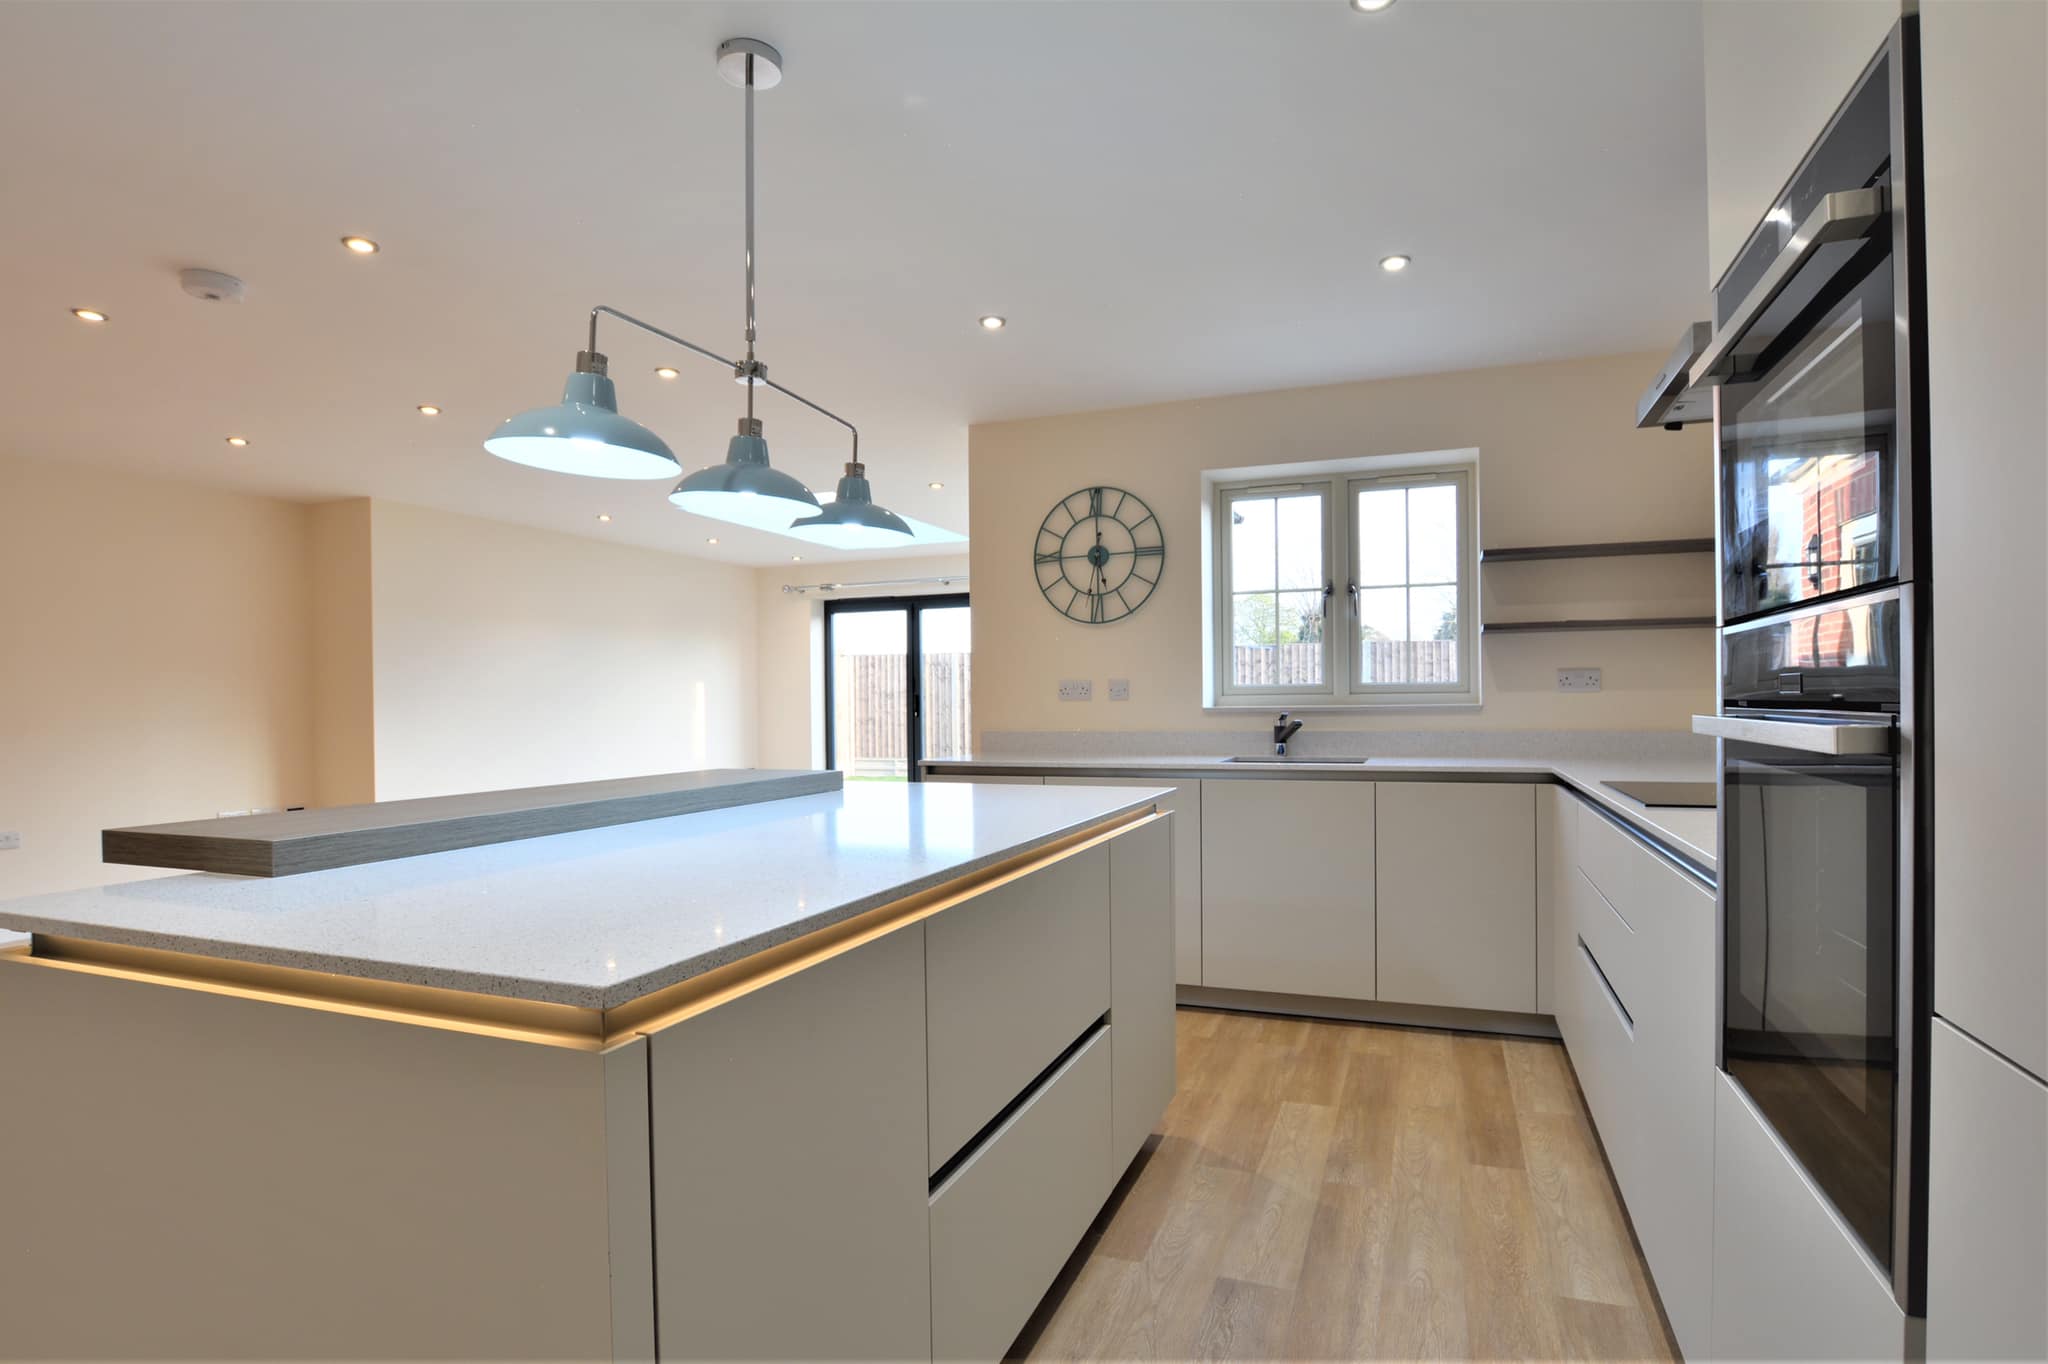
[1209,461,1477,707]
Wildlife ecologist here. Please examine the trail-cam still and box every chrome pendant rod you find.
[744,52,757,423]
[587,305,738,370]
[762,375,858,461]
[582,305,857,457]
[745,54,757,358]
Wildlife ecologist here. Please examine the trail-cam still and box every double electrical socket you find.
[1059,679,1133,702]
[1556,668,1603,693]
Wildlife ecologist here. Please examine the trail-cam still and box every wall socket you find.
[1107,678,1131,702]
[1556,668,1603,693]
[0,831,19,852]
[1058,679,1093,702]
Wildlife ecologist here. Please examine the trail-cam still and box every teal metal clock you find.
[1034,486,1164,624]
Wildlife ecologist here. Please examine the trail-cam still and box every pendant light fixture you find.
[482,37,912,547]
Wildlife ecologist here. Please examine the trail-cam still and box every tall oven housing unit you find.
[1689,18,1930,1316]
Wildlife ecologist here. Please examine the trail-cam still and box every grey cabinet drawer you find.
[926,843,1111,1173]
[930,1026,1113,1364]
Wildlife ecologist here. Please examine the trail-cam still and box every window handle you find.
[1346,580,1361,616]
[1320,580,1334,620]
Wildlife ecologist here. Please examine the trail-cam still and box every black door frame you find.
[822,592,971,782]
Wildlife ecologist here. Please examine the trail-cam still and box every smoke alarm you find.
[179,268,246,303]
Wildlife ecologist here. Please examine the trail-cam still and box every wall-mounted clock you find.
[1034,486,1164,624]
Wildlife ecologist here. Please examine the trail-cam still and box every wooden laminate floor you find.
[1014,1008,1679,1363]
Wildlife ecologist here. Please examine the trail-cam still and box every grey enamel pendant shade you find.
[788,463,914,549]
[483,358,679,480]
[668,420,822,530]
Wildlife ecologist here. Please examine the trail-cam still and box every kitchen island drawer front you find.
[651,924,933,1364]
[931,1025,1114,1364]
[926,842,1112,1173]
[1108,813,1177,1171]
[1055,776,1202,986]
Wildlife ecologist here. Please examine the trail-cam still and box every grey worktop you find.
[0,783,1168,1009]
[924,749,1716,877]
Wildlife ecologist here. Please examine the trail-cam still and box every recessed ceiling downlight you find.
[226,436,249,447]
[978,315,1006,331]
[1350,0,1396,12]
[340,236,380,255]
[654,367,680,380]
[71,307,108,323]
[417,404,441,416]
[1380,253,1411,273]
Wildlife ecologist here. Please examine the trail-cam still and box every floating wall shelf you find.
[1479,538,1714,563]
[1481,616,1716,635]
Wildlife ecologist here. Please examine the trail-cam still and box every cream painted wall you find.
[753,555,972,771]
[308,499,375,807]
[967,351,1714,741]
[1702,0,1903,286]
[368,501,759,801]
[0,454,315,897]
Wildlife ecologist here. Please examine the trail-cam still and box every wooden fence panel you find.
[1231,641,1458,687]
[832,650,973,775]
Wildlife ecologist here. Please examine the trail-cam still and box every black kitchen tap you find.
[1273,712,1304,756]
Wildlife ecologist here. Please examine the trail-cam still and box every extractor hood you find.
[1635,321,1714,429]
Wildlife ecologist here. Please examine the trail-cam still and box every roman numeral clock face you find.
[1034,486,1164,624]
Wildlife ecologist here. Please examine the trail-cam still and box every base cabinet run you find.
[0,810,1175,1364]
[1551,795,1716,1360]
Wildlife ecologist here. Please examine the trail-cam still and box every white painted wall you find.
[753,555,972,771]
[966,351,1715,742]
[368,501,758,800]
[1701,0,1903,286]
[0,454,315,898]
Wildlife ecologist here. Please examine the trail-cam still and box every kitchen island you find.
[0,780,1177,1362]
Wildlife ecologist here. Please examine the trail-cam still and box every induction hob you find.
[1600,780,1717,809]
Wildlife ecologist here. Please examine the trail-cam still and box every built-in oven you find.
[1697,589,1915,1296]
[1694,16,1929,1316]
[1692,20,1924,625]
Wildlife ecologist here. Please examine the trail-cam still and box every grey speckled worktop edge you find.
[923,755,1716,883]
[11,788,1169,1010]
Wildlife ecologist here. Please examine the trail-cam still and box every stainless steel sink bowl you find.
[1220,755,1372,764]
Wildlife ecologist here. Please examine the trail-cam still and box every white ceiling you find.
[0,0,1706,567]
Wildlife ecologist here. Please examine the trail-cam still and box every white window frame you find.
[1205,456,1480,711]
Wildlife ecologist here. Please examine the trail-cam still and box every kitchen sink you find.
[1220,755,1372,764]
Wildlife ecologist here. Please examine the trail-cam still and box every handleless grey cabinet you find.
[1198,778,1375,1000]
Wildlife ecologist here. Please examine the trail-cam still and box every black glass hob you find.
[1599,780,1717,808]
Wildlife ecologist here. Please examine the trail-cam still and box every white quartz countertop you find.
[924,752,1716,877]
[0,783,1168,1008]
